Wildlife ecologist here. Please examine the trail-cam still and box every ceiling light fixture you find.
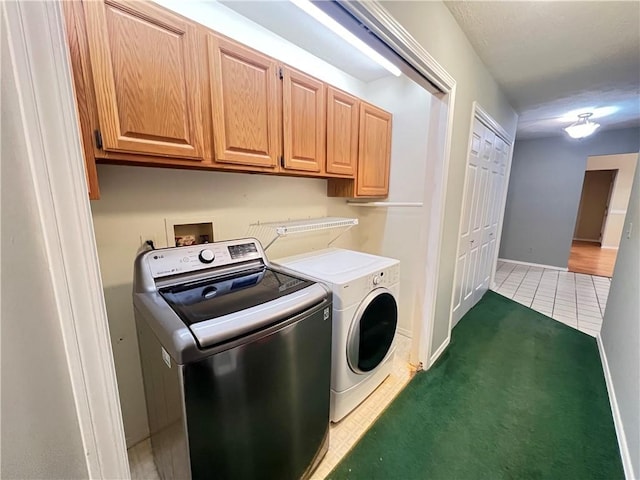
[289,0,402,77]
[564,113,601,139]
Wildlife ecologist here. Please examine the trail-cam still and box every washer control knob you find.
[198,249,215,264]
[373,275,381,285]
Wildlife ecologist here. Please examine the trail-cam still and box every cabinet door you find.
[357,102,392,197]
[209,35,279,168]
[326,87,358,176]
[282,67,325,173]
[83,0,205,160]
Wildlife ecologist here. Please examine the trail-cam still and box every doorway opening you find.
[569,153,639,277]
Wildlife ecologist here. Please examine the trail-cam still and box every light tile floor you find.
[311,334,415,479]
[493,261,611,337]
[128,335,415,479]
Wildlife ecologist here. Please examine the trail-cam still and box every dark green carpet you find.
[328,290,623,480]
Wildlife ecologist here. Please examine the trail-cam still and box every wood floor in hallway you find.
[568,240,617,277]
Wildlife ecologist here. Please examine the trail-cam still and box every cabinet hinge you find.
[94,129,103,150]
[278,67,283,80]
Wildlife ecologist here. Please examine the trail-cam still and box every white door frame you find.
[14,0,457,476]
[448,103,515,332]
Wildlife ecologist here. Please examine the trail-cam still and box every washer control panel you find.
[147,238,265,278]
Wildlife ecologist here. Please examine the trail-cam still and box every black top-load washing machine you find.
[133,238,332,480]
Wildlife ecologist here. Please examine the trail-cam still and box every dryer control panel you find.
[368,264,400,289]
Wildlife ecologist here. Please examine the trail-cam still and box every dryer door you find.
[347,288,398,374]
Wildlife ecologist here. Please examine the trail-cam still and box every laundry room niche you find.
[88,0,442,450]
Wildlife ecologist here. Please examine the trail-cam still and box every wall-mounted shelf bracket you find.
[248,217,358,251]
[347,201,423,207]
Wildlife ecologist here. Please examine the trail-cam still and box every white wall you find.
[600,162,640,479]
[1,13,88,478]
[586,153,638,248]
[378,1,519,354]
[354,75,432,336]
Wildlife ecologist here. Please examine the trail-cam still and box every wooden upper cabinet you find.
[83,1,205,160]
[282,67,325,173]
[62,1,101,199]
[356,102,392,197]
[209,35,279,168]
[326,87,358,176]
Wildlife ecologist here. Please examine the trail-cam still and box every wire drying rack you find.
[248,217,358,251]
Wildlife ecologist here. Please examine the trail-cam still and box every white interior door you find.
[452,116,511,326]
[452,118,484,324]
[477,135,510,296]
[474,124,495,300]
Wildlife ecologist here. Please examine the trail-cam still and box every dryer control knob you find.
[373,275,381,285]
[199,249,215,264]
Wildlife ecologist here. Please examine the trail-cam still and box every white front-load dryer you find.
[275,248,400,422]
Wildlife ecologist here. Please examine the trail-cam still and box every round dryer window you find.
[347,288,398,373]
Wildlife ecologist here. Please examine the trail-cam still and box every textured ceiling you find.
[445,1,640,139]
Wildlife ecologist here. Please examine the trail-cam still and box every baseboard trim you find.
[498,258,568,272]
[601,246,619,250]
[596,333,634,480]
[573,237,601,243]
[397,327,412,338]
[428,338,450,368]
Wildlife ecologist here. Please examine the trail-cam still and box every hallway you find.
[494,261,610,337]
[568,240,617,277]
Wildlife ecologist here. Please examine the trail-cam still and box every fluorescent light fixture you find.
[289,0,402,77]
[564,112,600,139]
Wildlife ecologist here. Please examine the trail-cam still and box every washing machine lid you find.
[159,267,312,326]
[275,248,398,285]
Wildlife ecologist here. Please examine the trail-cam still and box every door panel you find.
[453,117,511,326]
[326,87,358,176]
[282,67,325,172]
[482,137,509,290]
[454,130,480,323]
[84,0,205,159]
[574,170,616,241]
[209,35,279,168]
[356,102,392,197]
[465,246,478,304]
[473,126,494,297]
[452,253,467,316]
